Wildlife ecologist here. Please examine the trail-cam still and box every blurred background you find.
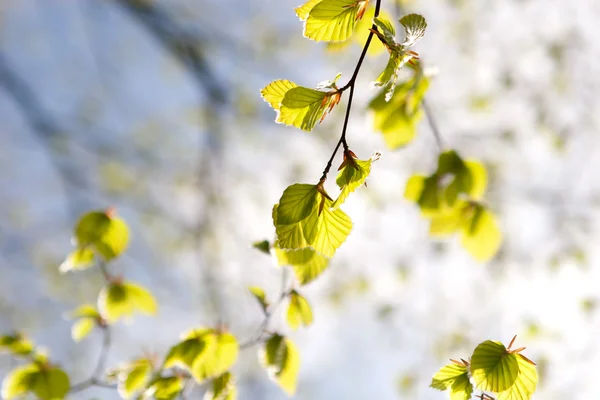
[1,0,599,398]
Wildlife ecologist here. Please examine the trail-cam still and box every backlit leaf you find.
[204,372,237,400]
[333,153,378,207]
[260,80,297,111]
[471,340,518,392]
[465,160,488,200]
[430,363,473,400]
[497,354,538,400]
[31,367,70,400]
[295,0,323,20]
[399,13,427,48]
[460,205,502,263]
[249,287,269,314]
[260,335,300,395]
[118,359,152,399]
[286,290,313,330]
[163,332,213,370]
[71,318,96,342]
[276,184,319,226]
[274,244,330,285]
[74,209,129,261]
[1,364,38,399]
[303,0,369,42]
[278,87,331,131]
[59,248,95,273]
[98,281,157,323]
[145,376,183,400]
[192,332,239,383]
[0,333,34,356]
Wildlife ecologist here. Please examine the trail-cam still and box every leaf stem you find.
[320,0,382,182]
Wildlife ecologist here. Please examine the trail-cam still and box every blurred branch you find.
[0,54,87,217]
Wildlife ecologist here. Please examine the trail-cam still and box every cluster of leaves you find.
[404,150,503,262]
[431,336,538,400]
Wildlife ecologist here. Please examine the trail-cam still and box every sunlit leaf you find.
[1,364,38,399]
[204,372,237,400]
[465,160,488,200]
[460,205,502,263]
[260,334,300,395]
[68,304,101,319]
[0,333,34,356]
[286,290,313,330]
[295,0,323,20]
[32,367,70,400]
[192,332,239,383]
[278,87,336,131]
[249,287,269,314]
[428,202,468,237]
[59,247,95,273]
[326,7,390,55]
[98,281,158,323]
[74,209,130,261]
[333,152,379,207]
[430,363,473,400]
[304,0,369,42]
[145,376,183,400]
[276,184,319,226]
[497,354,538,400]
[71,318,96,342]
[274,244,330,285]
[163,331,213,370]
[471,340,519,392]
[399,13,427,47]
[118,359,152,399]
[260,80,297,111]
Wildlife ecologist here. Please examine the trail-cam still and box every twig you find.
[319,0,382,182]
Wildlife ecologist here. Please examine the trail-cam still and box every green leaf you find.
[276,184,319,226]
[333,153,379,207]
[497,354,538,400]
[192,332,239,383]
[204,372,237,400]
[164,332,213,370]
[295,0,323,20]
[32,367,70,400]
[249,287,269,314]
[145,376,183,400]
[118,359,152,399]
[1,364,38,399]
[279,87,334,131]
[98,281,158,323]
[274,244,330,285]
[369,74,429,148]
[274,188,353,257]
[68,304,100,319]
[286,290,313,330]
[373,17,396,42]
[430,363,473,400]
[399,14,427,48]
[471,340,519,392]
[71,318,96,342]
[0,333,34,356]
[303,0,369,42]
[404,175,426,202]
[59,247,95,273]
[260,80,297,111]
[460,205,502,263]
[465,160,488,200]
[74,209,130,261]
[428,202,467,237]
[261,335,300,396]
[326,7,390,55]
[252,240,271,255]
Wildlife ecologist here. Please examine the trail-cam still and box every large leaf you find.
[303,0,369,42]
[496,354,538,400]
[261,335,300,396]
[260,80,297,111]
[32,367,70,400]
[204,372,237,400]
[98,281,158,323]
[276,184,319,225]
[295,0,323,20]
[471,340,519,392]
[430,363,473,400]
[326,7,390,55]
[274,244,330,285]
[333,153,378,207]
[460,205,502,263]
[192,332,239,383]
[286,290,313,330]
[74,209,129,261]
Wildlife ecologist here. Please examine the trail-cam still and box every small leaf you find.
[496,354,538,400]
[163,333,213,370]
[68,304,100,319]
[249,287,269,314]
[260,334,300,395]
[460,205,502,263]
[59,248,95,273]
[430,363,473,400]
[373,17,396,41]
[274,244,330,285]
[252,240,271,255]
[145,376,183,400]
[471,340,519,393]
[192,332,239,383]
[303,0,369,42]
[333,153,378,207]
[98,281,158,323]
[260,80,298,111]
[465,160,488,200]
[399,14,427,48]
[0,333,34,356]
[118,359,152,399]
[286,291,313,330]
[74,209,129,261]
[71,318,96,342]
[1,364,38,399]
[204,372,237,400]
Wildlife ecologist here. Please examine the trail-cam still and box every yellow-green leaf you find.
[261,335,300,396]
[163,332,213,370]
[98,281,157,323]
[31,367,70,400]
[74,209,129,261]
[192,332,239,383]
[295,0,323,20]
[497,354,538,400]
[286,290,313,330]
[68,304,100,319]
[71,318,96,342]
[204,372,237,400]
[118,359,152,399]
[460,206,502,263]
[428,202,468,237]
[249,287,269,314]
[59,247,95,273]
[274,244,330,285]
[404,175,426,202]
[278,87,330,131]
[430,363,473,400]
[0,333,34,356]
[326,7,389,55]
[260,80,297,111]
[276,184,319,226]
[304,0,368,42]
[333,153,378,207]
[465,160,488,200]
[1,364,38,399]
[471,340,519,392]
[145,376,183,400]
